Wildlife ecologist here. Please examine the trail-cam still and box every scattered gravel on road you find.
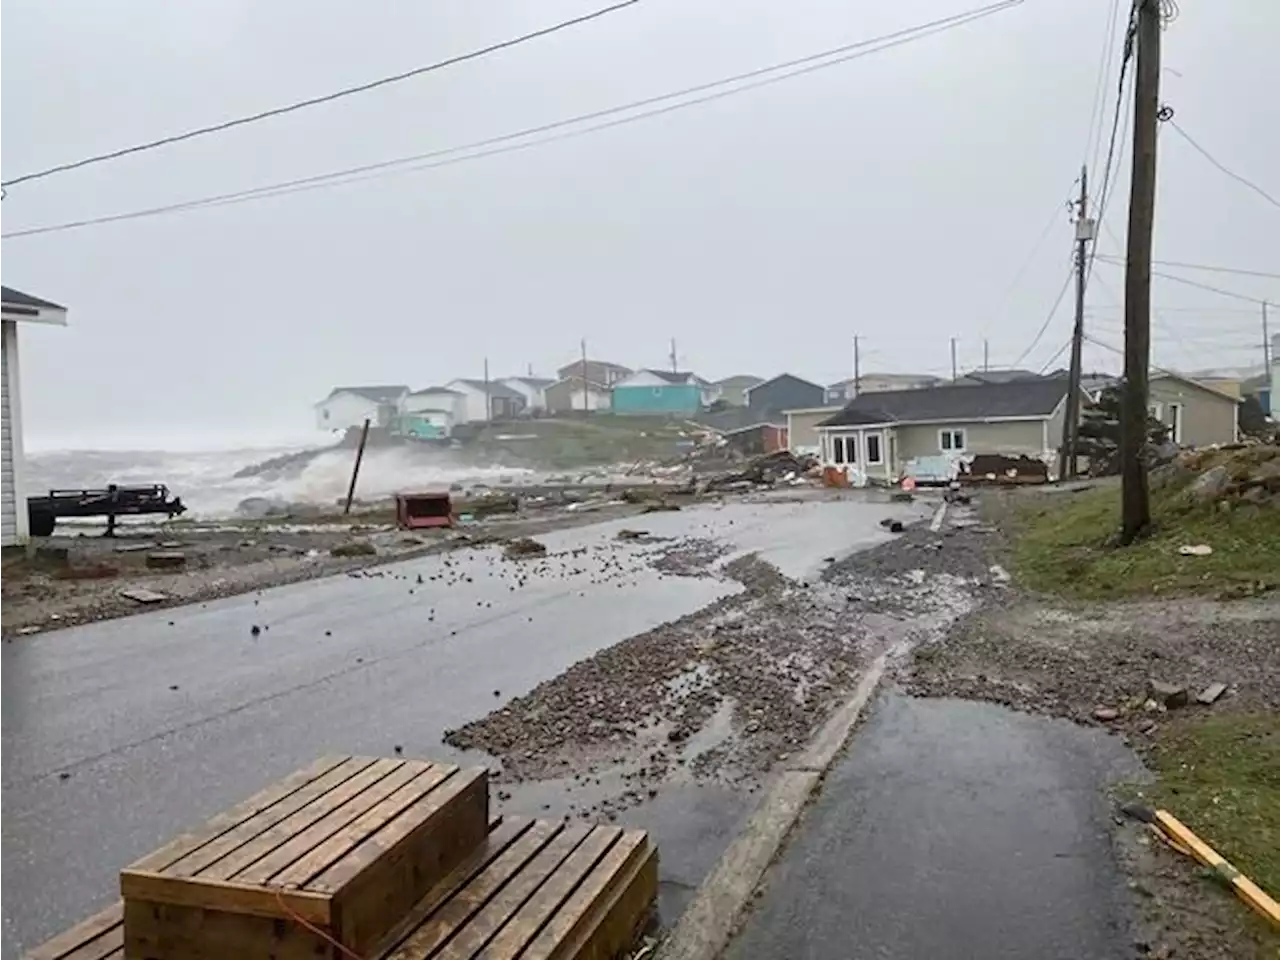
[446,512,998,815]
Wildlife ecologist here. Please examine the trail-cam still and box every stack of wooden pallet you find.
[26,755,657,960]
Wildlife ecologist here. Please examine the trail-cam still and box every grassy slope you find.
[1004,449,1280,941]
[1009,456,1280,601]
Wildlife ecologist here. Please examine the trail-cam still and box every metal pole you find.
[1120,0,1161,543]
[483,357,491,422]
[344,418,371,515]
[853,335,861,397]
[950,338,958,381]
[1060,164,1089,480]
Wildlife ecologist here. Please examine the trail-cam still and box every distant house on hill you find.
[445,379,527,422]
[952,368,1044,386]
[612,370,711,415]
[713,375,764,407]
[826,373,941,404]
[745,374,825,418]
[500,377,554,413]
[545,376,612,413]
[315,385,408,431]
[399,386,465,438]
[556,359,632,387]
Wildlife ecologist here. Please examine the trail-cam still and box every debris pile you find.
[1159,444,1280,511]
[503,537,548,559]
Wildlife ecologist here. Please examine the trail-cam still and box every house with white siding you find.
[445,379,527,422]
[314,385,408,431]
[500,377,554,413]
[3,287,68,546]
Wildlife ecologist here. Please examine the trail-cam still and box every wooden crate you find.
[374,817,658,960]
[119,756,488,960]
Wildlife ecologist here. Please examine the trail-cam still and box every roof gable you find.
[323,385,408,404]
[449,379,525,400]
[820,379,1068,428]
[745,373,824,396]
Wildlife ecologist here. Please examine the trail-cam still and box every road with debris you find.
[1,493,922,954]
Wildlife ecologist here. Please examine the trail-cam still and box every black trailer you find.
[27,484,187,537]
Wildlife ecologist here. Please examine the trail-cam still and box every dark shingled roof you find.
[452,379,525,400]
[1,286,65,310]
[820,379,1068,428]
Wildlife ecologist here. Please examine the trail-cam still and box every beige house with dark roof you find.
[817,378,1069,486]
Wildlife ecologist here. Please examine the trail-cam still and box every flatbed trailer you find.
[26,484,187,537]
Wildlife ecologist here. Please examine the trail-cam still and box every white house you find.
[445,379,527,422]
[404,386,465,422]
[314,385,408,431]
[3,287,68,546]
[500,376,554,413]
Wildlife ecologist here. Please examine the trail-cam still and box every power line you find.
[1011,261,1075,367]
[1084,0,1125,181]
[1088,0,1138,268]
[1167,119,1280,210]
[0,0,641,189]
[1038,338,1072,374]
[2,0,1025,241]
[1094,257,1273,304]
[1095,255,1280,280]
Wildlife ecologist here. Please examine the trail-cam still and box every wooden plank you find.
[1155,810,1280,926]
[122,899,325,960]
[272,764,454,889]
[126,756,348,874]
[383,820,565,960]
[528,832,657,960]
[56,924,122,960]
[327,769,489,957]
[165,756,379,879]
[193,757,405,882]
[23,903,122,960]
[430,823,593,960]
[308,767,484,891]
[368,818,536,960]
[120,872,332,925]
[234,759,426,886]
[474,826,622,960]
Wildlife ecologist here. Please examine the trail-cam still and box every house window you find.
[939,429,966,452]
[1168,402,1183,443]
[832,436,845,465]
[866,432,883,465]
[1148,402,1163,420]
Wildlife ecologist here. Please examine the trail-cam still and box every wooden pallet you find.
[121,756,488,959]
[24,759,656,960]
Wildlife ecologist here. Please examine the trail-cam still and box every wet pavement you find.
[1,494,916,954]
[726,691,1144,960]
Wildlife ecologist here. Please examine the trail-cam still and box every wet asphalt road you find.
[1,495,917,954]
[726,691,1143,960]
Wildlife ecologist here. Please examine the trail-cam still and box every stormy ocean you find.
[25,445,535,519]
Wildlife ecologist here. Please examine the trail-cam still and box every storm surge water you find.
[26,445,537,519]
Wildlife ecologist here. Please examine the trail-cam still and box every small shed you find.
[3,286,68,546]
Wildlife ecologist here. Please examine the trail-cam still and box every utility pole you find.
[580,338,589,414]
[1060,164,1092,480]
[950,338,958,381]
[983,339,990,373]
[483,356,492,422]
[1120,0,1162,544]
[669,338,678,373]
[1262,301,1271,373]
[853,336,861,397]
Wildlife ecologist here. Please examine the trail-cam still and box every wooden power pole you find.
[580,338,589,413]
[1120,0,1162,543]
[950,338,958,381]
[1060,164,1091,480]
[849,337,860,399]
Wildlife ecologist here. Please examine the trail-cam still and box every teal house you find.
[611,369,711,415]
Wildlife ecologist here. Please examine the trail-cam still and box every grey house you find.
[745,374,825,418]
[817,378,1069,486]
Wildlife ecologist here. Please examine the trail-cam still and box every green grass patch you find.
[1145,712,1280,910]
[1008,451,1280,599]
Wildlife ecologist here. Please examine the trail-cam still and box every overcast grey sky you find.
[3,0,1277,449]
